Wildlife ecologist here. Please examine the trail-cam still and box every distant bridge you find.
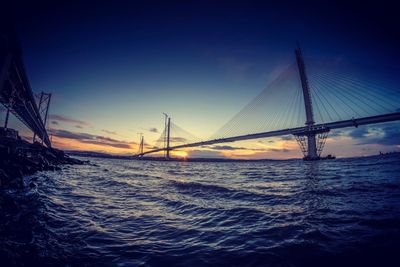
[0,30,51,147]
[136,47,400,160]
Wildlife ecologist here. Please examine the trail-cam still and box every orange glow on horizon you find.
[49,133,393,160]
[51,136,136,155]
[172,150,188,158]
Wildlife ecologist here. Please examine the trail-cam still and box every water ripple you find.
[1,155,400,266]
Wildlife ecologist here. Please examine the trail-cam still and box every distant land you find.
[65,150,132,160]
[65,150,292,162]
[65,150,400,162]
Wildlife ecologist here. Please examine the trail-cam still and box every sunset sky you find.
[2,1,400,159]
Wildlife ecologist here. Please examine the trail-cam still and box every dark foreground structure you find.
[0,128,83,188]
[0,26,85,188]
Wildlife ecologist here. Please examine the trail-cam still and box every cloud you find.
[329,129,345,138]
[349,124,400,146]
[279,135,294,141]
[170,137,187,142]
[49,129,135,149]
[51,121,59,125]
[188,149,224,158]
[258,140,275,144]
[148,127,158,133]
[49,114,90,127]
[349,127,369,139]
[102,129,118,135]
[258,136,294,143]
[258,136,293,143]
[210,145,246,150]
[268,148,291,153]
[207,145,266,152]
[50,129,93,140]
[79,140,131,149]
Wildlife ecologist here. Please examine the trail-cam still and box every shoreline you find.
[0,137,85,189]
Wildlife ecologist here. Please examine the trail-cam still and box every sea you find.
[1,154,400,267]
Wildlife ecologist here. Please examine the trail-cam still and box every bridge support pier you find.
[305,133,318,160]
[294,127,330,160]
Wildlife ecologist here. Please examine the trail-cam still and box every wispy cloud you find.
[50,129,135,149]
[268,148,291,153]
[329,129,345,138]
[258,135,293,143]
[102,129,118,135]
[210,145,246,150]
[206,145,266,151]
[148,127,158,133]
[280,135,294,141]
[170,137,187,143]
[49,114,90,127]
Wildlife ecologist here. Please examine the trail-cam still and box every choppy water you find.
[1,155,400,266]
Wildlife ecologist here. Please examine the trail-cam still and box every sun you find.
[173,150,188,158]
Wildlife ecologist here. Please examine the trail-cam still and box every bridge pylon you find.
[166,117,171,159]
[135,133,144,158]
[139,135,144,155]
[295,46,329,160]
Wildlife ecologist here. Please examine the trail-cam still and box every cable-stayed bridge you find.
[136,47,400,160]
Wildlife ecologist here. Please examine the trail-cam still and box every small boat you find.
[303,154,336,161]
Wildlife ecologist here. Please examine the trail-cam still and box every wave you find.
[1,154,400,266]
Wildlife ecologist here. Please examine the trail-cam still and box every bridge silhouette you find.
[1,31,51,147]
[136,47,400,160]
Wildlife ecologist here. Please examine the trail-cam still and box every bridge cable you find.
[311,71,386,115]
[311,70,399,112]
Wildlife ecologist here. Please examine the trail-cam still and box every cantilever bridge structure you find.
[136,48,400,160]
[0,31,51,147]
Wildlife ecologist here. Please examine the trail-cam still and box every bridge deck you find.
[138,112,400,156]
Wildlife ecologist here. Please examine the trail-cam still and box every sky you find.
[1,0,400,159]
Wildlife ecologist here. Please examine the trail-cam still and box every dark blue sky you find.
[11,1,400,60]
[2,0,400,157]
[8,1,400,86]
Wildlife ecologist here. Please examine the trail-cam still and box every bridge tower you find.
[166,117,171,159]
[139,134,144,155]
[295,46,319,160]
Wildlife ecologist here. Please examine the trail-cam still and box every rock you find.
[1,136,86,189]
